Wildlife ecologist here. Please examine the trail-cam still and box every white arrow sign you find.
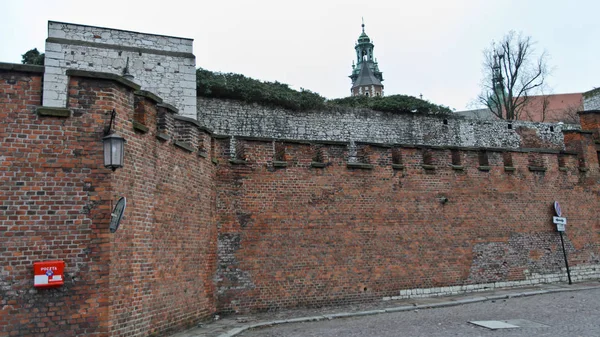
[553,216,567,225]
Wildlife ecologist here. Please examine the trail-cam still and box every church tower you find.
[350,20,384,97]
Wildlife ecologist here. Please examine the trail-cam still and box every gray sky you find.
[2,0,599,110]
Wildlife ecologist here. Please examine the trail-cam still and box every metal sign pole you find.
[558,231,572,285]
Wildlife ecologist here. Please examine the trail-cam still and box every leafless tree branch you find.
[477,31,550,120]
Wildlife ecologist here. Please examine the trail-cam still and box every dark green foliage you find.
[196,68,326,111]
[197,68,452,114]
[328,95,452,114]
[22,48,45,65]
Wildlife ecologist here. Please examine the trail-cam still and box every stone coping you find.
[174,141,194,153]
[347,162,373,170]
[36,107,71,117]
[173,115,213,135]
[563,129,594,135]
[0,62,45,73]
[66,69,141,91]
[310,162,327,168]
[135,90,163,104]
[158,102,180,114]
[132,121,149,133]
[49,20,194,41]
[528,166,547,172]
[210,134,578,156]
[47,37,196,59]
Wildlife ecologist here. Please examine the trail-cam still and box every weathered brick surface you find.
[105,81,217,337]
[1,70,216,336]
[2,64,599,335]
[1,71,112,336]
[214,138,600,314]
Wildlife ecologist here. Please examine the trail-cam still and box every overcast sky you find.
[2,0,599,110]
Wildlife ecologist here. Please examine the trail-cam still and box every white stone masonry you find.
[43,21,197,119]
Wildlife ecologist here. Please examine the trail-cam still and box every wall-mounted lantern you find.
[103,109,126,171]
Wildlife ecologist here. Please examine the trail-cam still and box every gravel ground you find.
[240,288,600,337]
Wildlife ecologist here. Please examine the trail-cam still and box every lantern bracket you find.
[104,109,117,136]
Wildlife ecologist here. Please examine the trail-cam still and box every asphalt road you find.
[240,288,600,337]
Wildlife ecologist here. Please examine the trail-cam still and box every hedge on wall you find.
[328,95,453,115]
[199,68,454,114]
[196,68,326,111]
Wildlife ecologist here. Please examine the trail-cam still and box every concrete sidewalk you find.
[170,280,600,337]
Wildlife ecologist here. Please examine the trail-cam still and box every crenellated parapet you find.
[212,134,597,177]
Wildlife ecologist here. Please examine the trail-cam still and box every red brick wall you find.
[2,65,599,334]
[105,86,217,337]
[0,69,217,336]
[579,111,600,140]
[0,70,112,336]
[214,138,600,313]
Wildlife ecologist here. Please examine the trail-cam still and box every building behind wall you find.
[456,93,584,123]
[1,21,599,337]
[349,22,384,97]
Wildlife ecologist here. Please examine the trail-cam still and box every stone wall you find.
[214,134,600,313]
[1,64,216,337]
[583,88,600,111]
[197,97,574,150]
[43,21,196,118]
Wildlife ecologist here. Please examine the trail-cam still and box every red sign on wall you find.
[33,261,65,288]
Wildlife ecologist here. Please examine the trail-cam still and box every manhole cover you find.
[469,319,549,330]
[503,319,549,328]
[469,321,520,330]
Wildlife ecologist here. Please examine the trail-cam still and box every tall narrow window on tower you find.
[349,19,384,97]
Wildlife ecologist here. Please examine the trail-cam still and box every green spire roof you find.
[357,19,371,43]
[358,31,370,43]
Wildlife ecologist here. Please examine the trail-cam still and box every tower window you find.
[365,92,369,97]
[376,92,380,97]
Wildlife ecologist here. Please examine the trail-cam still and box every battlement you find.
[213,133,596,176]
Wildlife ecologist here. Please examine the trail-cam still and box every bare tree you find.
[521,91,551,122]
[477,31,549,120]
[557,104,582,124]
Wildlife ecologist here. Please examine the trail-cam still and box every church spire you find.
[349,20,384,97]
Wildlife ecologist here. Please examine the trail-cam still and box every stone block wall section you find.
[1,63,216,337]
[197,97,578,150]
[583,87,600,111]
[43,21,197,118]
[213,133,600,313]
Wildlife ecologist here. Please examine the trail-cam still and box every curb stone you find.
[183,282,600,337]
